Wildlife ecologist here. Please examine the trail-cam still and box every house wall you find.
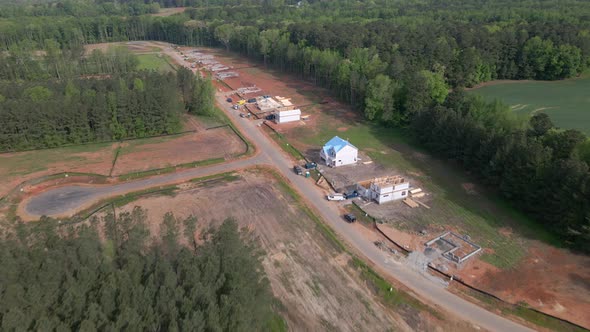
[333,145,357,167]
[369,181,410,204]
[277,114,300,123]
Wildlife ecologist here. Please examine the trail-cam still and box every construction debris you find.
[403,198,419,208]
[237,86,262,95]
[410,188,423,194]
[216,71,239,80]
[413,199,430,209]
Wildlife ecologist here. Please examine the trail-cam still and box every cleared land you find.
[136,54,175,72]
[0,143,116,198]
[187,47,590,328]
[111,127,246,176]
[469,77,590,134]
[0,115,243,198]
[110,170,472,331]
[149,7,186,16]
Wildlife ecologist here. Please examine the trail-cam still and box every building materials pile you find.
[237,86,262,94]
[257,97,282,111]
[216,71,239,80]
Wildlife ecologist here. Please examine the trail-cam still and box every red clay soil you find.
[0,145,116,198]
[461,242,590,328]
[379,220,590,328]
[111,127,246,176]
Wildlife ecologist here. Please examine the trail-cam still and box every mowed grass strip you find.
[470,76,590,134]
[136,54,176,72]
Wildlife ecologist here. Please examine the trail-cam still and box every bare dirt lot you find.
[112,170,470,331]
[84,41,162,54]
[0,116,244,199]
[176,46,590,329]
[464,242,590,328]
[111,127,246,176]
[0,143,116,198]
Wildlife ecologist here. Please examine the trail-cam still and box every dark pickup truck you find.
[344,214,357,223]
[344,191,360,199]
[293,165,303,175]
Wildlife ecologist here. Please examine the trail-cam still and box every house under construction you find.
[356,176,410,204]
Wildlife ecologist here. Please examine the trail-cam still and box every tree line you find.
[0,43,139,81]
[0,0,588,247]
[413,94,590,250]
[0,72,184,151]
[0,208,280,330]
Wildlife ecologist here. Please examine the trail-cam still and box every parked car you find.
[265,114,276,121]
[232,105,239,110]
[344,191,360,199]
[247,98,257,103]
[304,162,317,169]
[293,165,303,175]
[327,193,345,201]
[226,97,233,103]
[344,214,357,223]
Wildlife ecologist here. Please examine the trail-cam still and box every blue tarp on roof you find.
[322,136,356,155]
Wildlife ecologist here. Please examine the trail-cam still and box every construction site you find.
[5,41,587,330]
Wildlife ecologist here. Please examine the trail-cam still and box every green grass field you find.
[288,111,559,269]
[470,76,590,134]
[136,54,175,72]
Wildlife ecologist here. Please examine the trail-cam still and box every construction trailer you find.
[275,109,301,124]
[356,176,410,204]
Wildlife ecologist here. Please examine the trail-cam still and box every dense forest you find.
[0,0,588,246]
[0,49,215,151]
[0,72,183,151]
[0,209,279,330]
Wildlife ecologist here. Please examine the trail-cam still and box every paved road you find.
[25,156,260,217]
[22,86,535,331]
[212,96,535,332]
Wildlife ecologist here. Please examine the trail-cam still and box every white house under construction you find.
[356,176,409,204]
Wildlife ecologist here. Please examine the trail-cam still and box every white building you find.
[276,109,301,124]
[320,136,358,167]
[356,176,409,204]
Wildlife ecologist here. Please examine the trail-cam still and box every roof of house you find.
[322,136,357,155]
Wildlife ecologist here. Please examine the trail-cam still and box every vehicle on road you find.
[344,191,360,199]
[293,165,303,175]
[344,214,357,223]
[304,162,317,169]
[232,105,239,110]
[226,97,233,103]
[327,193,345,201]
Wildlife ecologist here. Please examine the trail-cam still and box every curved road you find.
[22,92,535,332]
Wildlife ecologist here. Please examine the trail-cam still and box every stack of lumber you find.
[403,198,419,208]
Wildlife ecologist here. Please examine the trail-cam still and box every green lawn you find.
[136,54,175,72]
[469,76,590,134]
[288,111,556,269]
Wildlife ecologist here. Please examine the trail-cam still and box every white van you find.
[327,193,345,201]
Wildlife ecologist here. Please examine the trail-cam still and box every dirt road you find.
[20,60,535,332]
